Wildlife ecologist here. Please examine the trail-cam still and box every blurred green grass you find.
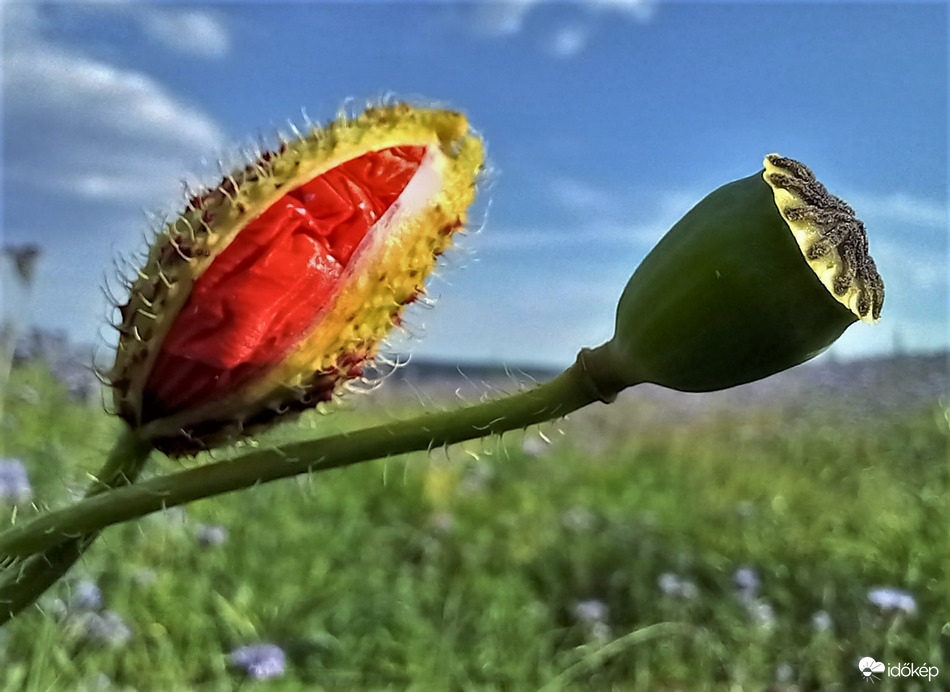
[1,362,947,691]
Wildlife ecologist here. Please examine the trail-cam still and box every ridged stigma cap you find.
[608,154,884,393]
[109,103,484,455]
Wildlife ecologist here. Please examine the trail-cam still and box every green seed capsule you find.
[606,154,884,393]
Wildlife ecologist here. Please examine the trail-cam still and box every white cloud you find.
[590,0,657,23]
[548,175,619,212]
[3,11,226,205]
[545,176,702,244]
[845,191,948,229]
[549,25,590,58]
[872,238,948,292]
[467,0,657,57]
[5,48,222,146]
[1,6,231,350]
[138,9,231,58]
[470,0,538,37]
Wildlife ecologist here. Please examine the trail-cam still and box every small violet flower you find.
[657,572,699,600]
[811,609,833,632]
[195,523,229,547]
[573,599,609,625]
[81,610,132,647]
[734,566,760,601]
[228,643,286,680]
[67,579,103,613]
[868,587,916,615]
[0,458,31,504]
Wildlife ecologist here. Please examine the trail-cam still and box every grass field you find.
[1,358,947,691]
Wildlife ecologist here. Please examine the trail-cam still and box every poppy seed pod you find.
[108,103,484,455]
[605,154,884,393]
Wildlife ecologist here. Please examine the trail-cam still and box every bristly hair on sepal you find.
[105,100,485,456]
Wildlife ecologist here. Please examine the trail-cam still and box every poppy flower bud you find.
[109,103,484,455]
[606,154,884,393]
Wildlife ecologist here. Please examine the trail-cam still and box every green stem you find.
[0,426,153,624]
[0,345,625,566]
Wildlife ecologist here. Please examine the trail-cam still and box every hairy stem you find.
[0,345,626,570]
[0,426,154,624]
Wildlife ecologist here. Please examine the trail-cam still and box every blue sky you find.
[2,1,947,369]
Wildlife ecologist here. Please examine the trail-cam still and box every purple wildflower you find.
[0,458,31,504]
[657,572,699,599]
[572,600,611,642]
[812,610,833,632]
[228,643,286,680]
[67,580,103,613]
[195,523,229,547]
[868,587,916,614]
[733,566,760,601]
[573,599,609,625]
[81,610,132,646]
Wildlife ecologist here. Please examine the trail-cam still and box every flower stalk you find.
[0,427,153,623]
[0,345,621,566]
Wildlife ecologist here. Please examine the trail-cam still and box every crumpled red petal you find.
[145,146,426,415]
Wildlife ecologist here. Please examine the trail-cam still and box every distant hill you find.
[383,358,561,390]
[383,351,949,415]
[10,325,947,414]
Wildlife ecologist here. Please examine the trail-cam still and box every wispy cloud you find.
[846,191,948,229]
[549,173,947,242]
[548,25,590,58]
[548,176,620,213]
[591,0,657,23]
[873,238,948,292]
[470,0,537,37]
[3,5,226,205]
[544,175,702,245]
[138,9,231,59]
[468,0,657,57]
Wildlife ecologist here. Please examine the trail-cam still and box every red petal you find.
[144,145,426,417]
